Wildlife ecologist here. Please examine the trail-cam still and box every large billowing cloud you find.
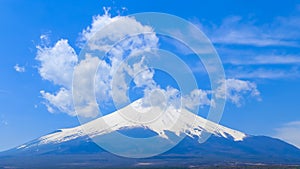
[36,39,78,87]
[36,13,159,117]
[36,13,261,118]
[36,39,78,116]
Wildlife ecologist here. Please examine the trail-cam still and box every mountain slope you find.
[13,99,247,152]
[1,100,300,168]
[2,134,300,168]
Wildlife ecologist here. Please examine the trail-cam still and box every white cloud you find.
[36,39,78,88]
[141,87,180,109]
[94,50,159,109]
[195,12,300,80]
[81,13,159,111]
[79,12,156,52]
[123,56,156,88]
[207,15,300,47]
[141,79,260,111]
[226,67,300,79]
[73,55,100,118]
[214,47,300,80]
[14,64,25,73]
[274,121,300,148]
[183,89,211,111]
[222,53,300,65]
[77,11,158,113]
[215,79,260,106]
[36,39,79,116]
[36,12,262,118]
[37,13,159,118]
[40,88,75,116]
[109,55,157,106]
[244,55,300,65]
[79,13,117,45]
[94,59,111,103]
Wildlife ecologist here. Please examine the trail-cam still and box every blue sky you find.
[1,0,300,151]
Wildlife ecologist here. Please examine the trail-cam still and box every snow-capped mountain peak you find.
[18,99,246,150]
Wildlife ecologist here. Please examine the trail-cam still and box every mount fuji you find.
[1,99,300,168]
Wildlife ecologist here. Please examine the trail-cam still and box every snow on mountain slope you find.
[17,99,246,149]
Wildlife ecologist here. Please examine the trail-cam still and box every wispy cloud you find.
[215,78,261,106]
[14,64,25,73]
[226,67,300,79]
[194,11,300,80]
[217,46,300,79]
[223,54,300,65]
[206,14,300,47]
[273,121,300,148]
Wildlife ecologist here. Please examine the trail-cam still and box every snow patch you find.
[17,145,27,149]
